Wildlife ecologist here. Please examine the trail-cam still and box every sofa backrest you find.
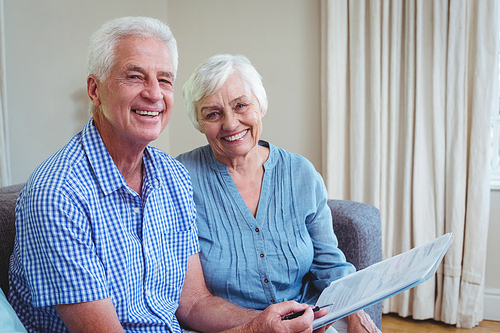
[0,183,24,296]
[0,182,382,329]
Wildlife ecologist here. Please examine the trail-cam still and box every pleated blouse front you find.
[176,141,354,309]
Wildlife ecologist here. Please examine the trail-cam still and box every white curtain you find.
[0,0,9,186]
[321,0,499,328]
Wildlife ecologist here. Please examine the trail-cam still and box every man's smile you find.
[133,109,161,117]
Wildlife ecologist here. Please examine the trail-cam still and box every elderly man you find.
[8,17,322,332]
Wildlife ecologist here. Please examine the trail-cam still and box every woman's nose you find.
[222,111,239,131]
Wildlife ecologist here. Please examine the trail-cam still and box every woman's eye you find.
[206,112,218,119]
[236,103,246,109]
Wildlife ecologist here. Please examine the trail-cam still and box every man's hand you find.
[238,301,314,333]
[177,254,335,333]
[310,306,332,333]
[347,310,381,333]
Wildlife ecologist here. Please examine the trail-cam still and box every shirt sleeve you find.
[301,163,356,293]
[16,185,109,307]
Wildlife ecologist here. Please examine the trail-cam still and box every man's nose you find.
[141,80,162,101]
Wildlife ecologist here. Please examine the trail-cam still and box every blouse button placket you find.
[253,226,277,305]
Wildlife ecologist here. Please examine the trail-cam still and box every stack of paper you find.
[313,233,454,329]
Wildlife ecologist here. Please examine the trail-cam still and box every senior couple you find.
[8,16,380,333]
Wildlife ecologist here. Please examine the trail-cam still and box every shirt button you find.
[264,278,269,283]
[260,253,264,258]
[255,228,259,233]
[133,207,140,214]
[270,299,275,303]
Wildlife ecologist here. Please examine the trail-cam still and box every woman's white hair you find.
[182,54,268,131]
[86,16,178,82]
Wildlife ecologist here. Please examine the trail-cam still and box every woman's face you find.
[196,74,265,161]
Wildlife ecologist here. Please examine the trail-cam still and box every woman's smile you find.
[222,129,248,142]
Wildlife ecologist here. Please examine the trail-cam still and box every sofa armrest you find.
[327,199,382,329]
[0,183,24,297]
[328,200,382,271]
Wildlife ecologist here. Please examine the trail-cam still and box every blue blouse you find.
[176,141,355,309]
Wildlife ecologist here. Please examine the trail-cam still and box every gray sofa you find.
[0,183,382,329]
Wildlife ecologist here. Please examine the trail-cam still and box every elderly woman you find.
[176,54,380,333]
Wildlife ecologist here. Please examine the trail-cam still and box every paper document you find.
[313,233,454,329]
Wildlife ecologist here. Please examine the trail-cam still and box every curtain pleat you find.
[321,0,499,327]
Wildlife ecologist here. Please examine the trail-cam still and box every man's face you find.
[89,36,174,150]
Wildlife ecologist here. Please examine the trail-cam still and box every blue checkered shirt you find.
[9,118,199,332]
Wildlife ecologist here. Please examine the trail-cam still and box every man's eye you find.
[159,79,172,85]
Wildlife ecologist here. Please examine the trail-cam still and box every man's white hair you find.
[86,16,178,81]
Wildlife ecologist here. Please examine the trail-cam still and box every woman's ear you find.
[259,106,267,118]
[198,123,205,134]
[87,75,101,107]
[195,108,205,134]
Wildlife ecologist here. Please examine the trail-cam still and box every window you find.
[492,44,500,190]
[493,108,500,189]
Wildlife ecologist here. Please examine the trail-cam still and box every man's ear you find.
[87,75,101,107]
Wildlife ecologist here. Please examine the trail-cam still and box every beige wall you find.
[162,0,322,166]
[5,0,168,185]
[4,0,499,321]
[6,0,322,182]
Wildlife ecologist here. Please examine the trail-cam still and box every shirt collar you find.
[205,140,276,173]
[80,118,126,196]
[81,119,163,196]
[142,147,162,190]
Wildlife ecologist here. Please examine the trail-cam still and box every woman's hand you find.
[347,310,381,333]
